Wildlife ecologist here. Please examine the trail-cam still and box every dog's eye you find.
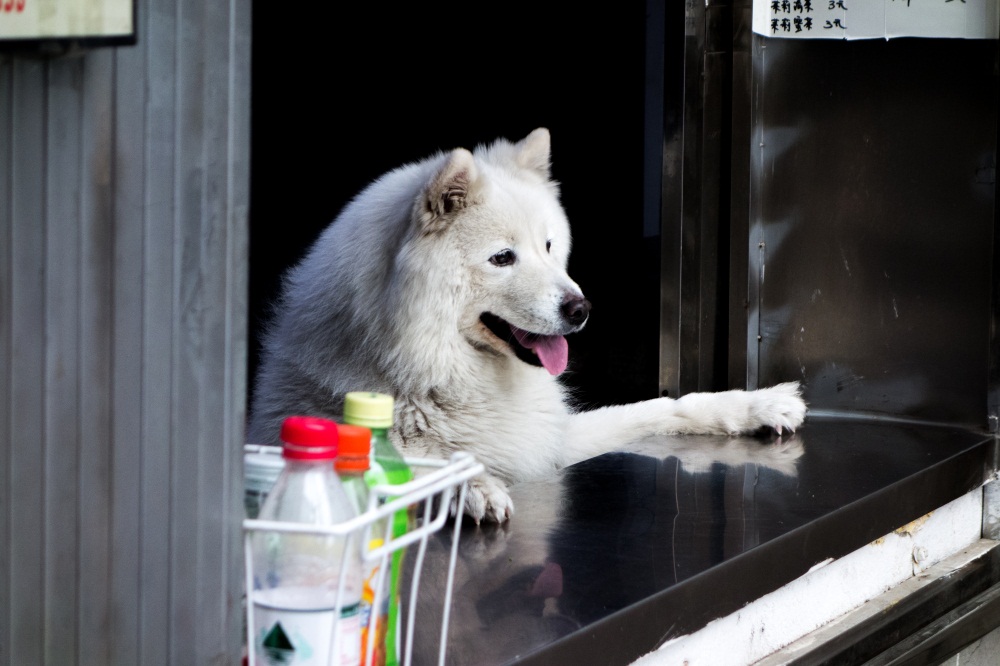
[546,240,552,253]
[490,249,516,267]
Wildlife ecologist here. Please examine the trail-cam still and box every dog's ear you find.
[515,127,551,179]
[419,148,478,234]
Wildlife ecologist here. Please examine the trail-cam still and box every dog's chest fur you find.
[392,365,571,485]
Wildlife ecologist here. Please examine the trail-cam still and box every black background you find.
[249,3,674,412]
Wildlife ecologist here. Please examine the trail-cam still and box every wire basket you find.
[243,450,484,666]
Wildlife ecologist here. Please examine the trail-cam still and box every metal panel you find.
[110,17,147,663]
[729,0,754,388]
[0,0,251,661]
[78,49,115,666]
[660,0,730,399]
[659,0,746,398]
[749,38,998,428]
[657,0,691,399]
[44,55,84,664]
[0,57,10,666]
[667,8,999,424]
[991,86,1000,434]
[139,1,179,661]
[7,57,48,666]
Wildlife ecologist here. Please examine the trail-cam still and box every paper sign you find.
[0,0,133,41]
[752,0,1000,40]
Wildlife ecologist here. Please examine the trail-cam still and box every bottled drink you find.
[250,416,363,666]
[243,444,284,519]
[343,392,411,488]
[343,392,413,666]
[335,423,387,666]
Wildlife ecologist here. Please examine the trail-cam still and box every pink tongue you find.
[511,326,569,376]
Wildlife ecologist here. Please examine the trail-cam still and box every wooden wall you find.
[0,0,250,663]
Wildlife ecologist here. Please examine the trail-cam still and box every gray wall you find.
[0,0,250,663]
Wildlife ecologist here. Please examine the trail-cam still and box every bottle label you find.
[359,538,388,666]
[253,587,361,666]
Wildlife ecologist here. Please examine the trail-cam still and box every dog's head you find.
[411,128,590,376]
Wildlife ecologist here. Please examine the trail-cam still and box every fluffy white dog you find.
[248,128,807,523]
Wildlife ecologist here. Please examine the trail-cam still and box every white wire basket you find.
[243,449,484,666]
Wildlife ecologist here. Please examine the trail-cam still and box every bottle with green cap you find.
[343,391,412,487]
[343,391,413,666]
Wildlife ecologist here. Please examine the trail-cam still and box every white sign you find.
[753,0,1000,40]
[0,0,133,41]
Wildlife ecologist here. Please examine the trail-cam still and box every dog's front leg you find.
[561,381,807,467]
[395,420,517,524]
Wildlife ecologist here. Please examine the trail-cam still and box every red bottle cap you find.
[279,416,339,460]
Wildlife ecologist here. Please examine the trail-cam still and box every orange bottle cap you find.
[335,423,371,472]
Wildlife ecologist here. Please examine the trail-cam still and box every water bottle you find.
[250,416,363,666]
[243,444,284,519]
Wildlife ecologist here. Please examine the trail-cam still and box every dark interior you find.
[248,4,679,412]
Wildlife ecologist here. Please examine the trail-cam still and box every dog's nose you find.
[561,295,591,326]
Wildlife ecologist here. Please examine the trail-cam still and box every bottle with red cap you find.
[250,416,363,666]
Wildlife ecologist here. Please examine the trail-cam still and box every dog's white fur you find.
[248,128,807,523]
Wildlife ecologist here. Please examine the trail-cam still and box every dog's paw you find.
[454,473,515,525]
[746,381,807,435]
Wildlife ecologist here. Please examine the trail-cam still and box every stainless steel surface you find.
[410,419,995,665]
[659,0,739,400]
[746,37,998,427]
[662,12,999,423]
[657,0,699,399]
[729,0,756,389]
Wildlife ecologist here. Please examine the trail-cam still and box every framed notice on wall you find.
[0,0,135,46]
[753,0,1000,40]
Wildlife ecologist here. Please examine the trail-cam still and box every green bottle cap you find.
[344,391,394,428]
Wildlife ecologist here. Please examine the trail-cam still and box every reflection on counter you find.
[407,432,806,665]
[404,419,994,665]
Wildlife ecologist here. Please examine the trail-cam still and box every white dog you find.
[247,128,807,523]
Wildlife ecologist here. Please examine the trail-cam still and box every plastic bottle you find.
[250,416,363,666]
[243,444,284,519]
[342,392,413,666]
[335,423,387,666]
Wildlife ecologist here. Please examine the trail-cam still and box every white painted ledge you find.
[629,484,990,666]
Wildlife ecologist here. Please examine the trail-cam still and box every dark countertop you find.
[407,416,998,666]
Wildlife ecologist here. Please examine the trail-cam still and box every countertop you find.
[408,416,997,665]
